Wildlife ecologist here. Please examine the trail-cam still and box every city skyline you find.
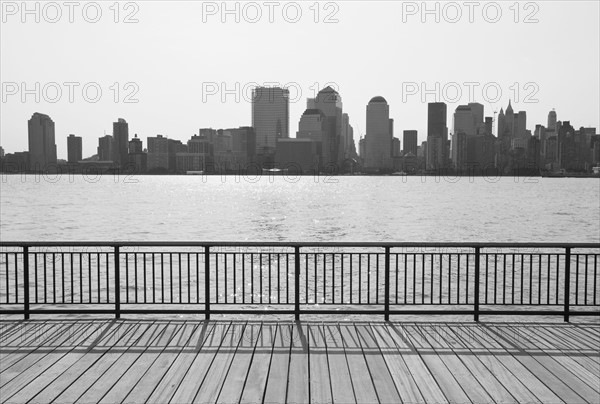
[3,90,598,175]
[1,1,599,158]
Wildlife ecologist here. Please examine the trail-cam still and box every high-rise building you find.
[28,112,57,171]
[468,102,484,133]
[547,109,557,132]
[112,118,129,167]
[426,102,448,170]
[67,134,82,163]
[128,135,147,173]
[313,86,343,167]
[147,135,170,172]
[98,135,113,161]
[484,117,493,136]
[297,108,327,167]
[453,105,476,137]
[252,87,289,156]
[403,130,418,156]
[364,96,392,170]
[452,132,468,170]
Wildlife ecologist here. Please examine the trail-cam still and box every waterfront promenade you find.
[1,319,599,403]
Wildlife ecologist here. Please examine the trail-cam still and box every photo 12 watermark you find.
[1,1,140,23]
[400,1,540,24]
[1,82,140,104]
[200,1,340,24]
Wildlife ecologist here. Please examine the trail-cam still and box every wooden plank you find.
[145,321,223,404]
[159,321,233,404]
[239,323,277,403]
[433,324,520,403]
[285,322,310,403]
[216,322,263,403]
[502,323,600,401]
[50,322,148,403]
[262,323,292,404]
[120,321,210,404]
[0,321,91,380]
[14,321,143,404]
[337,323,378,404]
[353,323,402,403]
[74,321,167,403]
[379,323,447,403]
[192,321,248,403]
[323,323,356,404]
[307,323,333,404]
[399,324,472,403]
[470,324,572,403]
[98,322,186,403]
[369,323,427,404]
[0,321,109,400]
[407,323,493,403]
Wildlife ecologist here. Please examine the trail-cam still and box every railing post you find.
[114,246,120,319]
[564,247,571,322]
[205,246,210,320]
[474,247,480,322]
[294,246,300,321]
[384,246,390,321]
[23,246,30,320]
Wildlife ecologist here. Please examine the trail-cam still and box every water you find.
[1,175,598,242]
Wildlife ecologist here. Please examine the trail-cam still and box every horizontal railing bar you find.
[2,309,598,316]
[1,241,599,248]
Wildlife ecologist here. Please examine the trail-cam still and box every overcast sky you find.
[1,0,599,158]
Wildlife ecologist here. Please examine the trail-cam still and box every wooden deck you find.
[0,319,598,403]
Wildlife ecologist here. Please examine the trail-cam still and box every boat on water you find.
[390,171,408,176]
[186,171,204,175]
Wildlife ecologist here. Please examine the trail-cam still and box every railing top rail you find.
[0,241,599,249]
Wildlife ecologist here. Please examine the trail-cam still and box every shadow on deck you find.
[1,319,599,403]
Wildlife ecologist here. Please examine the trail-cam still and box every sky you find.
[1,0,599,158]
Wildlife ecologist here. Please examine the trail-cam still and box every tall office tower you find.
[313,86,343,167]
[426,102,448,170]
[252,87,289,155]
[147,135,170,171]
[128,135,147,173]
[297,109,327,142]
[547,109,557,132]
[468,102,484,134]
[515,111,527,139]
[341,113,350,159]
[306,98,316,109]
[403,130,418,156]
[497,108,506,138]
[98,135,113,161]
[128,135,143,153]
[28,112,57,171]
[112,118,129,167]
[67,134,82,163]
[484,117,493,136]
[504,100,515,138]
[453,105,476,137]
[392,138,401,157]
[364,96,392,170]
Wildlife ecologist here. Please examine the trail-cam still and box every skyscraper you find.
[98,135,113,161]
[548,109,557,132]
[67,134,82,163]
[426,102,448,170]
[403,130,418,156]
[112,118,129,167]
[28,112,57,171]
[252,87,289,155]
[364,96,392,170]
[313,86,343,167]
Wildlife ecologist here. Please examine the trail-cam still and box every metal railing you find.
[0,242,598,321]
